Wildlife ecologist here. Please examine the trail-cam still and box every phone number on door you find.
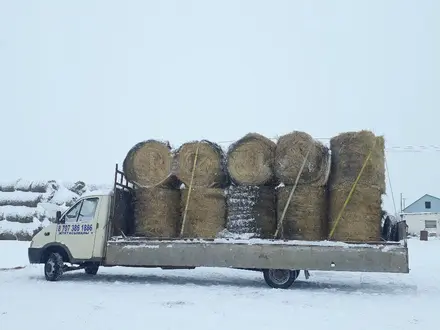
[57,224,93,235]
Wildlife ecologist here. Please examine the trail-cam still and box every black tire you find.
[263,269,300,289]
[84,263,99,275]
[44,252,64,282]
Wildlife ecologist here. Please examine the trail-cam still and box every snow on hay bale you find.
[226,133,276,185]
[0,179,47,193]
[15,179,48,193]
[180,187,226,238]
[0,180,16,192]
[0,217,44,240]
[133,188,181,238]
[0,191,43,208]
[174,140,227,188]
[123,140,178,188]
[275,131,330,186]
[276,185,327,241]
[0,206,37,223]
[328,130,385,242]
[226,185,276,238]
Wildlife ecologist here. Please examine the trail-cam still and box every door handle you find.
[44,232,50,236]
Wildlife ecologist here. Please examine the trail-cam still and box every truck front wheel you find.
[263,269,299,289]
[44,252,64,281]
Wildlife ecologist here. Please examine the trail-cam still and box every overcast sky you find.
[0,0,438,213]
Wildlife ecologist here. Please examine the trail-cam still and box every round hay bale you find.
[133,188,181,238]
[276,185,327,241]
[328,130,385,192]
[70,181,87,195]
[328,184,382,242]
[30,181,48,193]
[227,133,276,185]
[275,131,330,186]
[0,230,35,241]
[15,179,32,192]
[180,187,226,238]
[123,140,178,188]
[0,181,15,192]
[174,140,227,188]
[226,185,276,238]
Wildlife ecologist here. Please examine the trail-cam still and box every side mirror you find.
[56,211,62,224]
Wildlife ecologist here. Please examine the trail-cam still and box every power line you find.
[214,137,440,153]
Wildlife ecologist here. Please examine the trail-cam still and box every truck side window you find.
[77,198,99,223]
[64,201,82,223]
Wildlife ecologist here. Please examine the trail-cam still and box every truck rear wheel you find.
[44,252,64,282]
[263,269,299,289]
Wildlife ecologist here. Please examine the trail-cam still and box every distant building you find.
[400,194,440,236]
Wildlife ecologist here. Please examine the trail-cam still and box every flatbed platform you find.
[104,236,409,273]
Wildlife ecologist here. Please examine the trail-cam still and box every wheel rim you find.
[268,269,291,285]
[45,260,55,277]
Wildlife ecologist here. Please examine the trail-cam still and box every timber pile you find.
[122,129,386,242]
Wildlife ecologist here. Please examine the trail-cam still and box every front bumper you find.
[28,248,43,264]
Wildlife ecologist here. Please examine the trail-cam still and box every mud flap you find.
[304,270,310,279]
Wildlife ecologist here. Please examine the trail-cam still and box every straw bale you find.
[14,179,48,193]
[4,214,35,224]
[328,184,382,242]
[133,188,181,238]
[69,181,86,195]
[124,140,178,188]
[227,133,276,185]
[275,131,330,186]
[0,229,41,241]
[180,187,226,238]
[0,192,43,208]
[29,181,48,193]
[174,140,227,188]
[0,181,15,192]
[276,185,327,241]
[328,130,385,192]
[226,185,276,238]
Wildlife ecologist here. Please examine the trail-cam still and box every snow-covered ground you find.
[0,238,438,330]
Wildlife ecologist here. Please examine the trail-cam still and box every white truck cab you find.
[29,192,113,281]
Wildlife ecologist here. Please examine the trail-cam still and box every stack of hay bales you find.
[175,140,227,238]
[119,129,387,243]
[123,140,181,238]
[275,131,330,240]
[328,130,385,242]
[225,133,277,238]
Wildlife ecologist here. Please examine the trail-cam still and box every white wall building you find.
[400,194,440,236]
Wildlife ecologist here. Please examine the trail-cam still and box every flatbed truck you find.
[28,166,409,289]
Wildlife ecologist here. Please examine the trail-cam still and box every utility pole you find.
[400,193,403,213]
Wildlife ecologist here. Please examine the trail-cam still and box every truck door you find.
[56,197,100,261]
